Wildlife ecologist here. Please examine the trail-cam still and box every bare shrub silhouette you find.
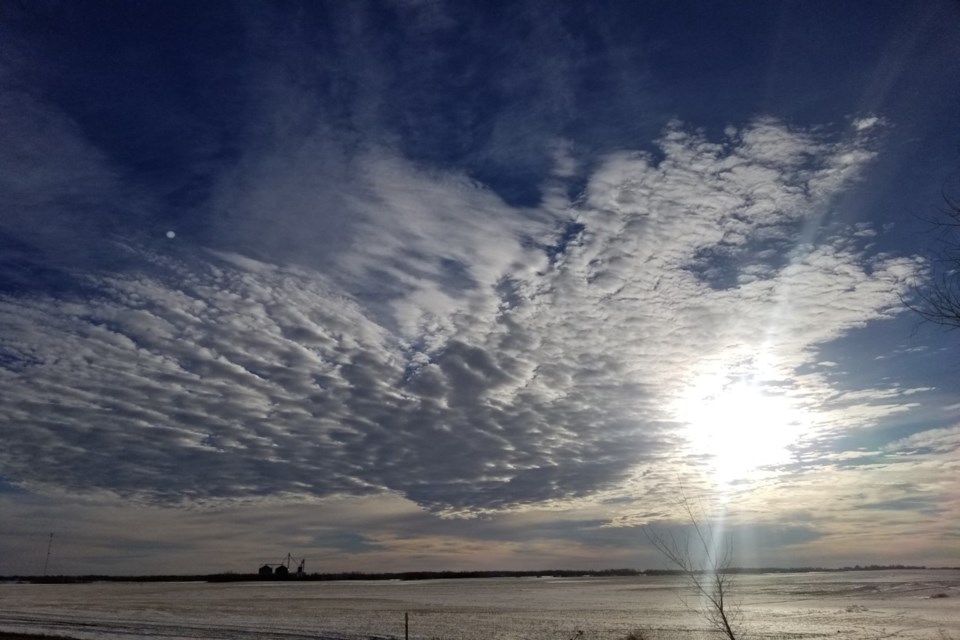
[643,490,741,640]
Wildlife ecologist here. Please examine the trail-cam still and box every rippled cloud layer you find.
[0,118,928,515]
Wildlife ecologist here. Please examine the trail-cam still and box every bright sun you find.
[673,370,808,484]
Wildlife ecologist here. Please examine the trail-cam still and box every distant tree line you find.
[235,568,643,582]
[3,564,953,585]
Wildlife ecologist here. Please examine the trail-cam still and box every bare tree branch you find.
[643,488,741,640]
[909,178,960,329]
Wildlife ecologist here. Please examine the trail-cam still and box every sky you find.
[1,0,959,576]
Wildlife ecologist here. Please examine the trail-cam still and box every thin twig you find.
[643,489,740,640]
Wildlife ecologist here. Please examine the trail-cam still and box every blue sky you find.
[1,0,958,574]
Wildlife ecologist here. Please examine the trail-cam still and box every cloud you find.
[0,117,927,516]
[0,48,160,294]
[883,424,960,455]
[0,88,128,279]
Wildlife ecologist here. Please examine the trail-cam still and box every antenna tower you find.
[43,533,54,576]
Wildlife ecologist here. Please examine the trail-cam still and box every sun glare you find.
[674,370,808,484]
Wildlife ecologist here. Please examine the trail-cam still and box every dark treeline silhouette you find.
[3,565,953,584]
[6,568,640,584]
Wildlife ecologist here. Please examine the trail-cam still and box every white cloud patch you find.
[884,424,960,455]
[0,118,928,514]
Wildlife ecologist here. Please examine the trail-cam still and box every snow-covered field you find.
[1,571,957,640]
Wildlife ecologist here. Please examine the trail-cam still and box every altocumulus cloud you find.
[0,118,924,514]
